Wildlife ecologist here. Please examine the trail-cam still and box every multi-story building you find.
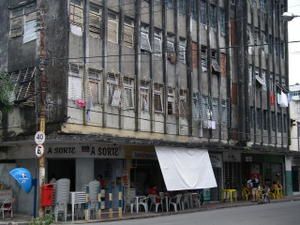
[0,0,290,215]
[289,83,300,194]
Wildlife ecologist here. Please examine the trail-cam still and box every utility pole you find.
[37,0,46,218]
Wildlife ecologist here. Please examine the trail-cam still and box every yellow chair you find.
[222,189,237,203]
[242,187,250,201]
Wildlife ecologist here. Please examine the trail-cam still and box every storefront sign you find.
[223,152,241,162]
[46,144,124,159]
[132,151,157,160]
[210,154,222,168]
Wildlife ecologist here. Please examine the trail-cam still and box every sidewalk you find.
[2,195,300,225]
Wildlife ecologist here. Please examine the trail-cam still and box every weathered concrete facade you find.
[0,0,292,216]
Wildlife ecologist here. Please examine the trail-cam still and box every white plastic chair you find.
[149,194,162,213]
[0,199,13,219]
[136,196,148,213]
[169,194,183,212]
[86,180,100,220]
[54,178,70,222]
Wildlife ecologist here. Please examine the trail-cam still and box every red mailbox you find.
[41,184,54,207]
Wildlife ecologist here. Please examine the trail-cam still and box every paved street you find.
[88,201,300,225]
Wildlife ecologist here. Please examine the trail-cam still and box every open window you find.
[153,30,162,56]
[141,26,151,52]
[123,17,134,48]
[154,84,163,113]
[178,39,186,64]
[107,73,120,107]
[140,81,150,112]
[9,2,38,42]
[201,45,207,72]
[167,36,176,64]
[168,88,175,115]
[123,77,135,109]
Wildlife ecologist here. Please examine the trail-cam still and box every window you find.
[272,112,276,131]
[277,113,282,132]
[88,68,101,104]
[268,35,273,54]
[68,64,82,100]
[210,4,217,29]
[250,107,254,128]
[263,110,267,130]
[154,31,162,56]
[107,73,120,107]
[167,38,176,64]
[257,108,261,129]
[70,0,83,27]
[192,0,197,19]
[178,40,186,64]
[201,45,207,72]
[283,114,287,133]
[140,82,149,112]
[179,0,186,15]
[168,88,175,115]
[9,3,38,41]
[248,66,253,86]
[123,17,134,48]
[23,16,38,44]
[179,90,187,117]
[123,77,134,109]
[219,8,226,34]
[200,0,207,25]
[154,84,163,113]
[141,27,151,52]
[89,3,102,35]
[192,42,198,69]
[108,12,118,43]
[167,0,174,9]
[221,100,227,124]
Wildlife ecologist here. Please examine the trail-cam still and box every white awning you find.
[155,147,217,191]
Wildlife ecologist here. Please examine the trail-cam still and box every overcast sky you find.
[288,0,300,85]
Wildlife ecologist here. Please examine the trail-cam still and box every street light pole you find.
[282,12,300,22]
[38,0,47,218]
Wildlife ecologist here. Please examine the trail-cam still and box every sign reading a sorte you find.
[46,144,124,159]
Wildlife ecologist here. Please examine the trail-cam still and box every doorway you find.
[47,159,76,191]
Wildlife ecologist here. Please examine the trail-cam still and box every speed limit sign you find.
[34,131,45,145]
[35,145,45,158]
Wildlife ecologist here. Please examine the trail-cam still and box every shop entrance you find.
[130,159,165,195]
[47,159,76,191]
[292,166,300,192]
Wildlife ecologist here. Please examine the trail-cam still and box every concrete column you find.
[285,156,293,196]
